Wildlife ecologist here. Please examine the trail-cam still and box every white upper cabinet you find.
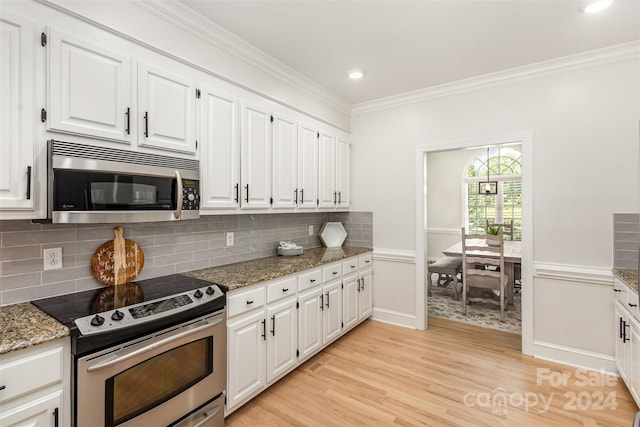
[336,136,351,208]
[271,114,298,209]
[47,28,133,143]
[0,13,35,211]
[241,102,272,209]
[138,63,197,154]
[297,124,319,209]
[200,87,240,209]
[318,131,337,209]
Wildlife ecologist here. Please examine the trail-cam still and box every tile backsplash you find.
[613,213,640,269]
[0,211,372,306]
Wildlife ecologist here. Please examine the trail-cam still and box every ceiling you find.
[179,0,640,105]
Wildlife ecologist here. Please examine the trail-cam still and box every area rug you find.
[428,284,521,334]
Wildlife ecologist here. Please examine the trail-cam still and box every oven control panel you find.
[75,284,224,335]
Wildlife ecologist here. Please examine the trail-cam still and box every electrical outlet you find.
[226,232,234,247]
[308,225,313,236]
[43,247,63,271]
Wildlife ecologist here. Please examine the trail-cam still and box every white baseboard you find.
[533,340,617,374]
[371,307,417,329]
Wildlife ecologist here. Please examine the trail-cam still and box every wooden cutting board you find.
[92,227,144,286]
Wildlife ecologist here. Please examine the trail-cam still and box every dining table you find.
[442,239,522,305]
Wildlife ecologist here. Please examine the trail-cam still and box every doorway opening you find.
[414,131,533,355]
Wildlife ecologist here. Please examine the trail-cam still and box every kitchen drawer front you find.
[266,276,298,304]
[228,285,266,318]
[342,257,360,275]
[0,345,63,403]
[298,268,322,292]
[358,253,372,269]
[322,263,342,282]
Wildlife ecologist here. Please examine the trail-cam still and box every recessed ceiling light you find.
[581,0,613,14]
[348,70,364,80]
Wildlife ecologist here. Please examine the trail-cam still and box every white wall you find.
[426,147,486,261]
[353,53,639,369]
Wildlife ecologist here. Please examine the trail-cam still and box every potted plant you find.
[485,225,501,246]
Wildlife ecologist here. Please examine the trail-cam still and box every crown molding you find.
[352,40,640,116]
[132,0,352,116]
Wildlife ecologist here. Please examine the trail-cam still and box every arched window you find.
[465,146,522,240]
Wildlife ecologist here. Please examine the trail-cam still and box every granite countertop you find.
[0,302,69,355]
[613,268,638,292]
[185,246,372,291]
[0,246,371,355]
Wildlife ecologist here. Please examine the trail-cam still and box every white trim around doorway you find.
[415,130,534,355]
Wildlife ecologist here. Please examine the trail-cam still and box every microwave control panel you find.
[182,179,200,210]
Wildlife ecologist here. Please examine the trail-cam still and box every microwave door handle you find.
[86,317,222,372]
[174,170,183,219]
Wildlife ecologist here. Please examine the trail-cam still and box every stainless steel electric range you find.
[33,274,227,427]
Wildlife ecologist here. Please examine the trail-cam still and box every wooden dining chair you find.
[461,227,508,321]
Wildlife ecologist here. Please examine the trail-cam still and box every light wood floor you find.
[225,317,638,426]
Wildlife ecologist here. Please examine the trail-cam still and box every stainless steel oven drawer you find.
[172,393,224,427]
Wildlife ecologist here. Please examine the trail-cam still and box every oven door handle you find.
[174,404,222,427]
[174,170,183,219]
[86,317,222,372]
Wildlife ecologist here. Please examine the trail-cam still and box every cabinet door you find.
[271,114,297,209]
[227,310,266,411]
[358,268,373,320]
[241,103,271,209]
[266,297,298,383]
[138,62,197,154]
[297,288,323,362]
[0,13,34,210]
[200,87,239,209]
[318,131,336,209]
[336,137,351,209]
[0,391,62,427]
[297,124,319,209]
[629,315,640,404]
[342,273,359,332]
[47,29,132,143]
[322,280,342,345]
[614,301,628,380]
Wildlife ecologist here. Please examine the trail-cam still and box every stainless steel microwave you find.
[46,140,200,223]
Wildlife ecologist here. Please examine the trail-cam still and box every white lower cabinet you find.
[226,254,373,414]
[0,391,62,427]
[613,278,640,406]
[226,308,267,411]
[297,287,323,362]
[266,297,298,383]
[0,339,69,427]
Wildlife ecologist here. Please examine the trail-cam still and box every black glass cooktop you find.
[33,274,227,356]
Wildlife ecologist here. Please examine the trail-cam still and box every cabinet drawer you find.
[358,253,372,268]
[322,263,342,282]
[0,346,63,403]
[267,276,297,304]
[342,258,360,275]
[228,285,266,318]
[298,268,322,292]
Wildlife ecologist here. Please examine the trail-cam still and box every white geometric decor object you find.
[319,222,347,248]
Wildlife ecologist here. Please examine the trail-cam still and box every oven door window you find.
[53,170,177,211]
[105,337,213,427]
